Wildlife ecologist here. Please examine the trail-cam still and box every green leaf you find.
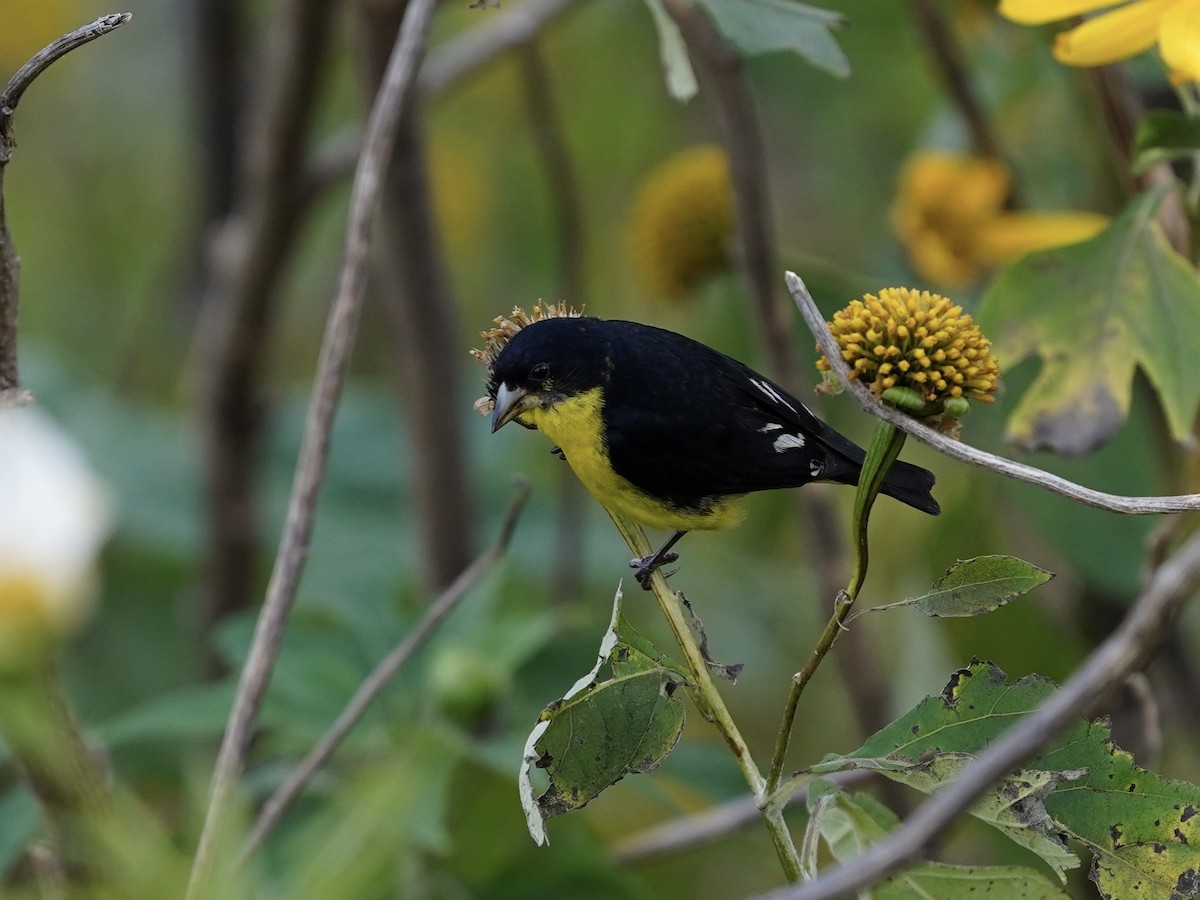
[519,586,687,845]
[805,789,1071,898]
[811,661,1200,895]
[641,0,698,101]
[1132,109,1200,175]
[692,0,849,78]
[873,555,1054,618]
[979,185,1200,455]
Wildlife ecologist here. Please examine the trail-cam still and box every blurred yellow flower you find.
[816,287,1000,406]
[627,145,734,301]
[0,407,109,668]
[0,0,80,68]
[891,151,1108,288]
[999,0,1200,83]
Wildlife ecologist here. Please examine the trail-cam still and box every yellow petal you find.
[1053,0,1173,66]
[1160,0,1200,82]
[970,210,1109,265]
[999,0,1122,26]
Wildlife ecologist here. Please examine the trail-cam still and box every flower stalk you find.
[764,419,905,799]
[605,510,802,882]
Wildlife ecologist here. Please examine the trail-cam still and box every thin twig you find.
[186,0,440,894]
[611,770,871,865]
[420,0,580,96]
[787,271,1200,514]
[0,13,132,393]
[295,0,586,203]
[241,480,531,857]
[758,521,1200,900]
[903,0,1001,161]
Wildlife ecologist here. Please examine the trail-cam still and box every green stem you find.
[607,511,801,881]
[0,661,112,884]
[764,422,908,797]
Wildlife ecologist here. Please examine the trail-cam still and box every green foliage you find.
[868,555,1054,619]
[691,0,849,77]
[1132,110,1200,176]
[811,661,1200,895]
[804,786,1070,898]
[979,185,1200,456]
[520,589,688,844]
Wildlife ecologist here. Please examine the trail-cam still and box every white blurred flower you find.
[0,406,110,666]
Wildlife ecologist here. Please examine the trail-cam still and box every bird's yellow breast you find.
[521,388,743,532]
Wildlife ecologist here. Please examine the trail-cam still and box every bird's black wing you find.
[600,323,852,508]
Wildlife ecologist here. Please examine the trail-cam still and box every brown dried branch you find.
[193,0,336,653]
[186,0,441,893]
[0,13,132,396]
[354,0,476,592]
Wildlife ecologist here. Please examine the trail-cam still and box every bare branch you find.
[241,480,530,857]
[787,271,1200,514]
[419,0,580,96]
[194,0,336,647]
[759,522,1200,900]
[0,13,132,393]
[0,14,132,116]
[611,770,871,865]
[186,0,441,893]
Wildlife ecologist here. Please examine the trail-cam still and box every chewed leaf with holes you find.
[809,661,1200,894]
[519,585,687,845]
[803,785,1071,898]
[979,184,1200,456]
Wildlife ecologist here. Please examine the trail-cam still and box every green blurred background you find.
[2,0,1197,897]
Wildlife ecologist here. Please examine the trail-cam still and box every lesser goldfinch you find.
[487,316,938,586]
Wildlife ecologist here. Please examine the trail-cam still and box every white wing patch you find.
[758,423,783,433]
[750,378,797,414]
[772,433,807,453]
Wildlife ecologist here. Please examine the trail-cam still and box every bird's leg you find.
[631,530,686,590]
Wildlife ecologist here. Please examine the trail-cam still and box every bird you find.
[486,316,939,588]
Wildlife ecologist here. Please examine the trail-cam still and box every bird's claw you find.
[631,552,680,590]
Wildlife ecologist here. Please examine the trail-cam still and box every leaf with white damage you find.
[803,785,1071,898]
[809,661,1200,894]
[641,0,698,101]
[519,585,687,845]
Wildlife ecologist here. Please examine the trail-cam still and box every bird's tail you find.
[877,458,940,515]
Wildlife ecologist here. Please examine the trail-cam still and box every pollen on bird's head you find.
[470,302,586,415]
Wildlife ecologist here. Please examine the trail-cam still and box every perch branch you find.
[186,0,440,894]
[787,271,1200,513]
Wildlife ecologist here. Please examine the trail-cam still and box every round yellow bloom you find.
[1000,0,1200,83]
[892,151,1109,287]
[627,146,734,300]
[816,287,1000,406]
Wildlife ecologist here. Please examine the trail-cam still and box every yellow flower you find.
[891,151,1108,287]
[627,146,734,300]
[999,0,1200,83]
[470,302,584,415]
[816,287,1000,408]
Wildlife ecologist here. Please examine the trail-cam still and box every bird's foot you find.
[630,552,680,590]
[549,445,566,460]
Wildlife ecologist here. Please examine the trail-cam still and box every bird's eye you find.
[530,362,550,381]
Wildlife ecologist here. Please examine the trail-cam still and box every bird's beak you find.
[491,382,536,433]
